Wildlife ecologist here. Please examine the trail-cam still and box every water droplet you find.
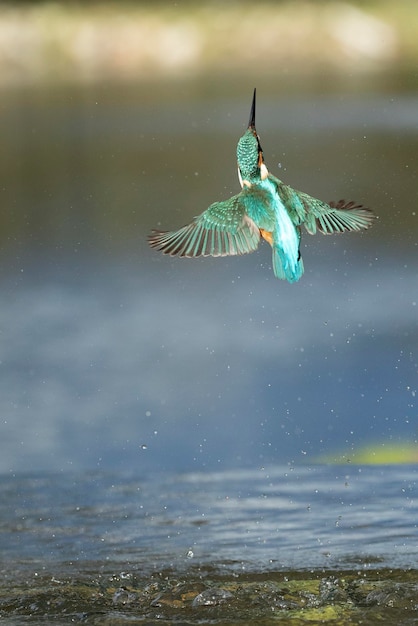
[192,588,233,607]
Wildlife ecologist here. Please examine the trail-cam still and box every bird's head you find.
[237,88,268,187]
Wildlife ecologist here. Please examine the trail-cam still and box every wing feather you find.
[293,191,375,235]
[148,195,260,257]
[317,200,375,234]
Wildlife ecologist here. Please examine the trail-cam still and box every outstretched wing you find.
[296,193,375,235]
[148,194,260,257]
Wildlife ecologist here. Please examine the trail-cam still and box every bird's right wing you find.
[271,177,375,235]
[295,193,375,235]
[148,195,260,257]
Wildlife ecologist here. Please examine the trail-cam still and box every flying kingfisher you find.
[148,89,375,282]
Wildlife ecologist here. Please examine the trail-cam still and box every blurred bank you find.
[0,1,416,86]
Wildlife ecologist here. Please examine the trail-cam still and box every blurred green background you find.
[0,1,417,85]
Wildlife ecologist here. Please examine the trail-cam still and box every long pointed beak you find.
[247,88,264,161]
[248,88,256,129]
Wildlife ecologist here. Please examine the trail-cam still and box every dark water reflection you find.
[0,82,417,474]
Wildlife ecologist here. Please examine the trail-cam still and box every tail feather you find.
[272,246,304,283]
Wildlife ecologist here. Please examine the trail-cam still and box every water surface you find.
[0,465,417,624]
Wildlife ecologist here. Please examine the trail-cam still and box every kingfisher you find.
[148,89,375,282]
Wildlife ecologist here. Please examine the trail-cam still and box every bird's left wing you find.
[148,194,260,257]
